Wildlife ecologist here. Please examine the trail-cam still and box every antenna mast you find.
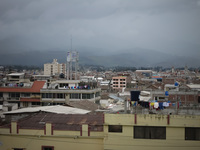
[71,35,72,50]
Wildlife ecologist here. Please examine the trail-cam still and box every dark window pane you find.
[134,126,166,139]
[109,125,122,133]
[185,127,200,140]
[42,146,54,150]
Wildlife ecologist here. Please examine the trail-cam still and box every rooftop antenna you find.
[71,35,72,50]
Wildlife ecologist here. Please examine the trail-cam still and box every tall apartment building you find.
[112,76,127,89]
[44,59,66,76]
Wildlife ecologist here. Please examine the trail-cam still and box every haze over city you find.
[0,0,200,67]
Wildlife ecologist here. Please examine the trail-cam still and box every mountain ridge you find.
[0,48,199,68]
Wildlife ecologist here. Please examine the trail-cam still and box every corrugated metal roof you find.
[2,113,104,131]
[7,73,24,76]
[187,84,200,89]
[0,81,45,93]
[67,100,99,111]
[3,105,90,115]
[109,94,124,101]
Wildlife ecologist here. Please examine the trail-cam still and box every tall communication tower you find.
[66,51,79,80]
[66,37,79,80]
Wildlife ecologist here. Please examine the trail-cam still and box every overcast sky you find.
[0,0,200,57]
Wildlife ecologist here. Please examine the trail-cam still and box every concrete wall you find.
[0,135,103,150]
[0,114,200,150]
[104,114,200,150]
[0,123,104,150]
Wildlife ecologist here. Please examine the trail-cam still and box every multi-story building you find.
[0,81,46,107]
[112,76,127,89]
[0,79,101,108]
[44,59,66,76]
[151,90,199,104]
[41,80,101,105]
[0,113,200,150]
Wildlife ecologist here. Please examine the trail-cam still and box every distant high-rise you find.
[66,51,79,80]
[44,59,66,76]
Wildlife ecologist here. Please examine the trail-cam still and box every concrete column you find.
[11,122,17,134]
[65,94,69,104]
[82,124,88,136]
[185,93,186,105]
[45,123,53,136]
[20,102,23,108]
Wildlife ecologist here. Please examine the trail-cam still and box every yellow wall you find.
[0,124,104,150]
[0,134,104,150]
[104,114,200,150]
[0,114,200,150]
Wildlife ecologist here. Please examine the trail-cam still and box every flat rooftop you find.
[7,73,25,76]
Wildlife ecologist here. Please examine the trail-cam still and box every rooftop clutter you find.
[63,85,91,90]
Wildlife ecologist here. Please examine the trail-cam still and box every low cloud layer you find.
[0,0,200,65]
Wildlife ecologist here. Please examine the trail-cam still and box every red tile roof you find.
[0,81,45,93]
[20,98,40,102]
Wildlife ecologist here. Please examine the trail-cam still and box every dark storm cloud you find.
[0,0,200,57]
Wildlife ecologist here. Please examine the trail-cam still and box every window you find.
[48,93,52,98]
[57,93,65,99]
[185,127,200,140]
[42,93,52,98]
[70,93,80,99]
[42,93,45,98]
[82,93,94,99]
[21,93,30,97]
[9,93,20,98]
[53,93,57,98]
[95,92,100,97]
[134,126,166,139]
[32,102,40,105]
[158,97,165,100]
[42,146,54,150]
[108,125,122,133]
[0,92,3,97]
[82,93,87,99]
[89,93,94,99]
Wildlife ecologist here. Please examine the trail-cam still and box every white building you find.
[80,76,95,82]
[44,59,66,76]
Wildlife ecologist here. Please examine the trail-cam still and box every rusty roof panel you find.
[16,113,104,131]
